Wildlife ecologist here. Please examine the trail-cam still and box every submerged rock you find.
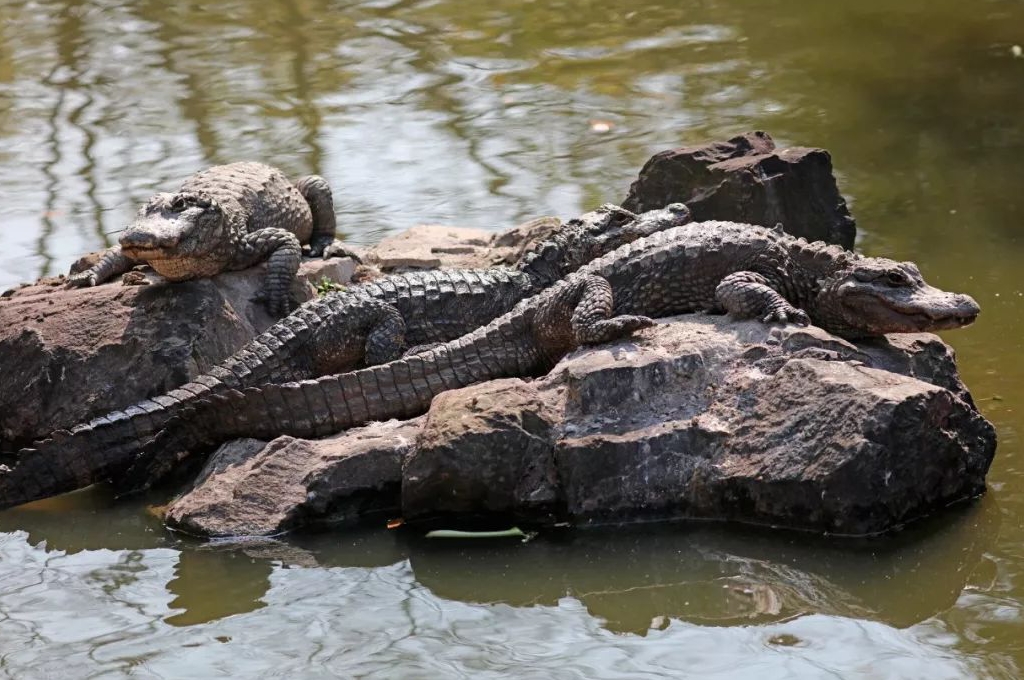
[621,131,857,247]
[168,315,995,538]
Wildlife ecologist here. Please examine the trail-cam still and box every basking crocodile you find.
[6,203,689,456]
[2,221,979,509]
[200,202,692,377]
[67,161,349,314]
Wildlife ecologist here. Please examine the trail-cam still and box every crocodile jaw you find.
[836,285,980,336]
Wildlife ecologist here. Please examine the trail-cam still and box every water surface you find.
[1,0,1023,677]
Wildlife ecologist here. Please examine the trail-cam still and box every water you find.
[0,0,1022,677]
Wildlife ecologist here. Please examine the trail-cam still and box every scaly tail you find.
[122,275,653,492]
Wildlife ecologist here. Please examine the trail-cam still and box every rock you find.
[172,313,994,538]
[365,217,563,272]
[165,418,421,537]
[399,316,995,535]
[0,256,357,446]
[367,225,495,270]
[621,131,857,248]
[401,380,562,527]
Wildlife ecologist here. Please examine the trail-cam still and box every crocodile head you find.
[588,202,693,253]
[522,203,693,284]
[813,258,980,338]
[120,191,227,264]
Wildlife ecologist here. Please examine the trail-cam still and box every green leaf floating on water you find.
[425,527,527,539]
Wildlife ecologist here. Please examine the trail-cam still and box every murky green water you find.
[1,0,1023,677]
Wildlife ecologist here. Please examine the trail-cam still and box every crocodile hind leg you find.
[294,175,337,256]
[714,271,810,325]
[66,246,140,288]
[294,174,361,263]
[535,274,655,352]
[233,228,304,316]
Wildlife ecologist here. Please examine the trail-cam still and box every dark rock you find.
[168,314,994,538]
[621,131,857,247]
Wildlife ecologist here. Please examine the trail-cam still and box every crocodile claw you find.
[318,240,363,264]
[66,271,99,288]
[762,306,810,326]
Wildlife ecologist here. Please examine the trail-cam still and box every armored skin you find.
[1,203,690,486]
[67,162,347,315]
[2,221,980,509]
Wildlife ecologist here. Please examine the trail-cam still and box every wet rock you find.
[0,257,357,446]
[166,418,421,537]
[621,131,857,247]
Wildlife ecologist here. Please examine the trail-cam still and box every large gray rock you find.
[0,257,356,446]
[169,315,995,538]
[621,131,857,247]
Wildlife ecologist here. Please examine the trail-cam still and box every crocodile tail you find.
[0,409,154,510]
[126,314,540,489]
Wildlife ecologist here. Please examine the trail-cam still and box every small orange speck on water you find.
[589,120,614,133]
[386,518,404,529]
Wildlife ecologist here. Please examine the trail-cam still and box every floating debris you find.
[589,119,614,133]
[425,527,527,539]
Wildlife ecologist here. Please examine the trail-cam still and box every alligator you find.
[67,161,350,315]
[0,204,689,496]
[3,221,980,509]
[198,202,693,379]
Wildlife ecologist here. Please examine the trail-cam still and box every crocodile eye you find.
[886,271,909,286]
[169,196,188,212]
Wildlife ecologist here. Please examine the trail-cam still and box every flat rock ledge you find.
[166,316,996,538]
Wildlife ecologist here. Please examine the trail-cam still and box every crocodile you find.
[1,221,980,509]
[5,203,688,451]
[67,161,350,315]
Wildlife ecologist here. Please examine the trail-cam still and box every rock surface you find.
[621,131,857,248]
[168,315,995,538]
[0,257,356,446]
[366,216,563,272]
[166,418,422,537]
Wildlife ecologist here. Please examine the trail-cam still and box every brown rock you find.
[0,257,356,446]
[400,316,995,535]
[621,131,857,247]
[402,380,561,526]
[165,418,421,537]
[366,225,494,270]
[364,216,563,272]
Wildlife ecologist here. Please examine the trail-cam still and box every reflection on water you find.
[1,0,1024,677]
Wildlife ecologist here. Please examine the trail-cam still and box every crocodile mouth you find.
[848,291,980,332]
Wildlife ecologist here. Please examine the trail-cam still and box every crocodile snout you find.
[951,293,981,324]
[120,219,184,256]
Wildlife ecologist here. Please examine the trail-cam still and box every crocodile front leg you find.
[232,228,304,316]
[714,271,810,325]
[294,174,337,257]
[66,246,140,288]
